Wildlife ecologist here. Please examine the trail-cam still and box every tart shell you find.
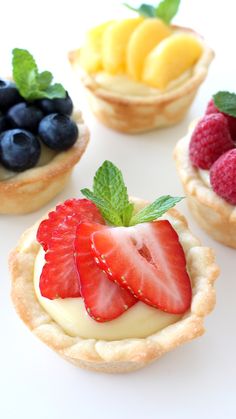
[10,200,219,373]
[0,111,89,214]
[174,131,236,248]
[68,27,214,134]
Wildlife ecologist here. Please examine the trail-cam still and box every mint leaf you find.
[81,188,124,226]
[36,71,53,90]
[124,0,180,22]
[213,91,236,118]
[44,83,66,99]
[124,3,156,17]
[93,160,133,225]
[129,195,183,225]
[12,48,38,99]
[82,161,134,226]
[156,0,180,23]
[12,48,66,101]
[81,161,183,227]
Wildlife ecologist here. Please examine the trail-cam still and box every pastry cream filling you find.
[0,142,57,181]
[94,69,192,97]
[34,247,181,341]
[198,168,211,188]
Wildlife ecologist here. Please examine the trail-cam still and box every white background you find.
[0,1,236,418]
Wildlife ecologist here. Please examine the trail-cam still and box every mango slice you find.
[102,18,143,74]
[80,21,113,73]
[142,33,203,89]
[127,18,172,80]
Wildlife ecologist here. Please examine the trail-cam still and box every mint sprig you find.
[12,48,66,101]
[81,161,183,227]
[213,91,236,118]
[124,0,181,23]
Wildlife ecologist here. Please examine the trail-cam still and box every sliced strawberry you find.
[39,199,104,299]
[75,222,137,322]
[91,220,192,314]
[37,198,104,251]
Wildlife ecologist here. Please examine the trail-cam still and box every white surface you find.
[0,1,236,418]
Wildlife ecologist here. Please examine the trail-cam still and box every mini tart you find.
[0,111,89,214]
[68,27,214,134]
[174,127,236,248]
[10,199,218,373]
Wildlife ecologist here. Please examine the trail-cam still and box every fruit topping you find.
[90,220,191,314]
[0,79,22,112]
[189,113,234,169]
[80,21,114,73]
[142,33,202,89]
[37,160,190,321]
[0,129,40,172]
[127,18,171,80]
[38,113,78,151]
[7,102,44,133]
[206,93,236,142]
[36,91,73,116]
[102,18,143,74]
[210,149,236,205]
[0,115,9,134]
[0,49,78,175]
[75,222,136,321]
[80,2,202,89]
[38,199,104,299]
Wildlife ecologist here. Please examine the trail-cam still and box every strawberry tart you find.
[174,91,236,248]
[10,161,218,373]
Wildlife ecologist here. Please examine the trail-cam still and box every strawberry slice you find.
[75,222,137,322]
[91,220,192,314]
[37,198,104,251]
[38,199,104,299]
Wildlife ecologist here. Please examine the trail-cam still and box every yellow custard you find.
[0,142,57,181]
[34,247,181,341]
[93,69,192,97]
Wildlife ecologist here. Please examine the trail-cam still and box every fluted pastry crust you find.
[174,131,236,248]
[0,111,89,214]
[10,199,219,373]
[69,27,214,133]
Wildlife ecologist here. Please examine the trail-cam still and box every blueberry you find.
[36,92,73,116]
[0,129,40,172]
[38,113,78,151]
[0,79,23,112]
[8,102,44,133]
[0,114,9,134]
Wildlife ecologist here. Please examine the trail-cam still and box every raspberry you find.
[210,149,236,205]
[189,113,234,169]
[205,98,236,142]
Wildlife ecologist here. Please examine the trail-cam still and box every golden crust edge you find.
[9,198,219,373]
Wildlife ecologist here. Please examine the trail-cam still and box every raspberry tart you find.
[174,91,236,248]
[0,49,89,214]
[68,0,214,133]
[10,161,218,373]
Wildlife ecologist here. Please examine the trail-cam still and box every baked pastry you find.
[0,49,89,214]
[68,3,214,133]
[174,91,236,248]
[10,161,219,373]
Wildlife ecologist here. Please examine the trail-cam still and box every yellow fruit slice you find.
[80,21,113,73]
[127,18,172,80]
[142,33,203,89]
[102,18,143,74]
